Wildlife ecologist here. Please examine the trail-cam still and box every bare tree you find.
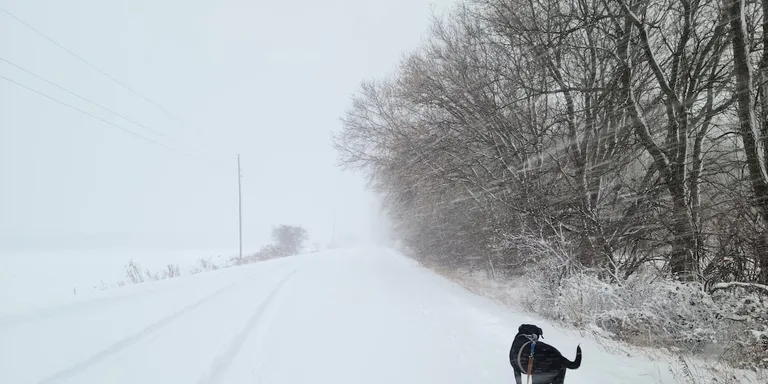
[723,0,768,284]
[272,225,309,256]
[332,0,766,284]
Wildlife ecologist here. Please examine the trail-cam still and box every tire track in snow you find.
[0,285,166,329]
[196,269,298,384]
[36,271,269,384]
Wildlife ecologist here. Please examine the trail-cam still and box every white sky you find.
[0,0,454,252]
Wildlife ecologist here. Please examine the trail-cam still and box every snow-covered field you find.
[0,247,745,383]
[0,248,238,314]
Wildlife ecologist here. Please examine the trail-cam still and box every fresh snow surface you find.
[2,248,681,383]
[0,248,237,310]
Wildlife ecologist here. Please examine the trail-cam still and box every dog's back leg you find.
[551,369,566,384]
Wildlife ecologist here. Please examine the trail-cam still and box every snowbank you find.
[419,260,767,382]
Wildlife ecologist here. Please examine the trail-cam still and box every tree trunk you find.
[726,0,768,283]
[616,5,699,281]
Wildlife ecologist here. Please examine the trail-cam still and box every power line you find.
[0,6,183,123]
[1,6,233,168]
[0,74,213,165]
[0,56,182,147]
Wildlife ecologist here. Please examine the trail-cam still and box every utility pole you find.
[238,154,243,260]
[331,214,336,246]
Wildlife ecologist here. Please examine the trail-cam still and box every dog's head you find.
[517,323,543,340]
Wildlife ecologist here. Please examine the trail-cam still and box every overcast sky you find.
[0,0,454,252]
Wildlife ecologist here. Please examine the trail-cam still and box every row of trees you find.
[334,0,768,285]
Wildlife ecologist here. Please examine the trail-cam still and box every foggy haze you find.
[0,0,451,252]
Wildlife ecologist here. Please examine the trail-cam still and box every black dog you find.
[508,324,582,384]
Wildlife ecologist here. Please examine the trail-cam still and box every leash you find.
[526,340,535,384]
[515,334,537,384]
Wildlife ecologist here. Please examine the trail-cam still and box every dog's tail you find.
[563,345,582,369]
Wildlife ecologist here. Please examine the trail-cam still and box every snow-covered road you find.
[1,248,677,383]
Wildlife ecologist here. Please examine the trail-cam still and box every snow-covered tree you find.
[271,224,309,256]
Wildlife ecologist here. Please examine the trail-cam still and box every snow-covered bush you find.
[667,355,763,384]
[709,285,768,370]
[533,272,720,349]
[254,244,288,260]
[226,255,253,266]
[124,259,144,284]
[519,265,768,370]
[501,235,768,370]
[123,260,181,283]
[189,256,220,275]
[162,264,181,279]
